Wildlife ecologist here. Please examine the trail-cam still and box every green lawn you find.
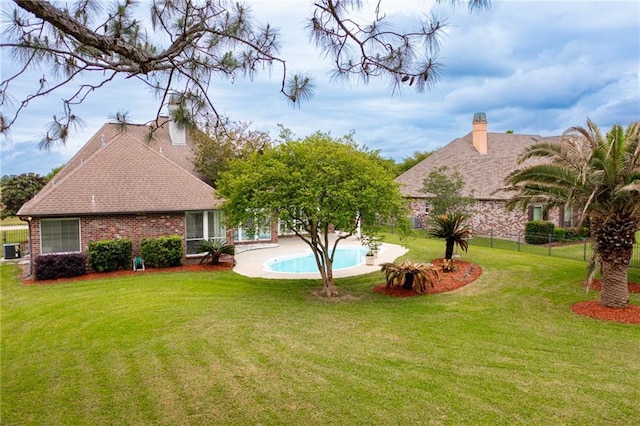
[0,216,27,226]
[2,235,639,425]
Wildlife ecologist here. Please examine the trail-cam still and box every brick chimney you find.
[472,112,487,155]
[167,93,186,146]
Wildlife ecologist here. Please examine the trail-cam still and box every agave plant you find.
[380,260,439,294]
[197,239,235,264]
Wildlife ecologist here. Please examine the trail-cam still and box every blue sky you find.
[1,0,639,177]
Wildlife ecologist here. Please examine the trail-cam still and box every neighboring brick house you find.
[17,115,278,274]
[395,113,575,238]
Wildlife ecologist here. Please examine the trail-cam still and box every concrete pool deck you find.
[233,235,408,279]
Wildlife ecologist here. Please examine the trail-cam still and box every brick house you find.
[395,113,575,238]
[17,116,278,274]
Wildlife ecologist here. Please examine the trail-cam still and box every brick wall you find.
[27,212,185,263]
[407,198,562,238]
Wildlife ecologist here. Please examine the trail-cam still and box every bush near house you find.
[554,228,566,242]
[525,220,555,244]
[564,227,590,241]
[34,253,87,280]
[140,235,183,268]
[88,239,133,272]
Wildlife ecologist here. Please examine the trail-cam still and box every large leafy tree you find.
[191,121,272,187]
[1,172,47,218]
[504,120,640,309]
[217,132,410,296]
[1,0,488,147]
[422,165,475,217]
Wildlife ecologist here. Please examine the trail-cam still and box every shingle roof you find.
[395,131,562,200]
[18,120,220,216]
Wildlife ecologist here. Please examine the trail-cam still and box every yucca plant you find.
[197,239,235,264]
[380,260,439,294]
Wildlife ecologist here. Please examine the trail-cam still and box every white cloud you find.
[1,0,639,174]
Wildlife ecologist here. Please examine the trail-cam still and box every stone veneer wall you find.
[407,198,561,238]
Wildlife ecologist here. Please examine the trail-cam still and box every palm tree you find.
[380,261,439,294]
[428,213,472,265]
[504,120,640,308]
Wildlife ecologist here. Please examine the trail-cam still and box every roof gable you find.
[18,126,220,216]
[396,132,561,200]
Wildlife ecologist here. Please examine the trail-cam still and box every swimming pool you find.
[265,246,369,273]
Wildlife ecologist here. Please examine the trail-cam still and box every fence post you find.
[517,232,521,251]
[490,229,494,248]
[548,233,552,256]
[583,238,587,261]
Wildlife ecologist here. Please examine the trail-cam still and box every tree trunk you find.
[403,273,414,290]
[320,252,338,296]
[600,260,629,308]
[593,213,635,308]
[445,238,455,260]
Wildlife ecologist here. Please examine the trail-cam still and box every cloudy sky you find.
[1,0,639,177]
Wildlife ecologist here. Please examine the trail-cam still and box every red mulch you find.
[571,301,640,324]
[373,259,482,297]
[22,262,234,286]
[572,279,640,324]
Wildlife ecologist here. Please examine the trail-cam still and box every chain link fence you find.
[467,230,640,269]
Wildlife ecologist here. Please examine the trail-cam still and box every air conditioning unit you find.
[3,244,20,259]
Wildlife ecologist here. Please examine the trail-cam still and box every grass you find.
[2,235,639,425]
[468,233,640,268]
[0,216,27,226]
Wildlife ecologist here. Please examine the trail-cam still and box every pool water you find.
[265,246,369,273]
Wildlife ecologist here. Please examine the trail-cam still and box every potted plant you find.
[365,250,376,266]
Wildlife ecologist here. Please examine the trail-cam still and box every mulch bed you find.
[373,259,482,297]
[571,301,640,324]
[573,279,640,324]
[22,262,234,286]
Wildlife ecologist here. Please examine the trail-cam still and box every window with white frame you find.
[40,218,80,254]
[185,210,226,255]
[234,214,271,242]
[278,219,306,236]
[532,206,543,221]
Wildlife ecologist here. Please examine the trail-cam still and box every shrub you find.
[88,238,132,272]
[564,227,590,241]
[525,221,555,245]
[553,228,566,242]
[35,253,87,280]
[140,235,183,268]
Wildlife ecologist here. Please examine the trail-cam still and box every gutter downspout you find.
[19,216,33,277]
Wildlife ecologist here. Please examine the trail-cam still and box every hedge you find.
[88,238,133,272]
[140,235,183,268]
[525,221,555,245]
[35,253,87,280]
